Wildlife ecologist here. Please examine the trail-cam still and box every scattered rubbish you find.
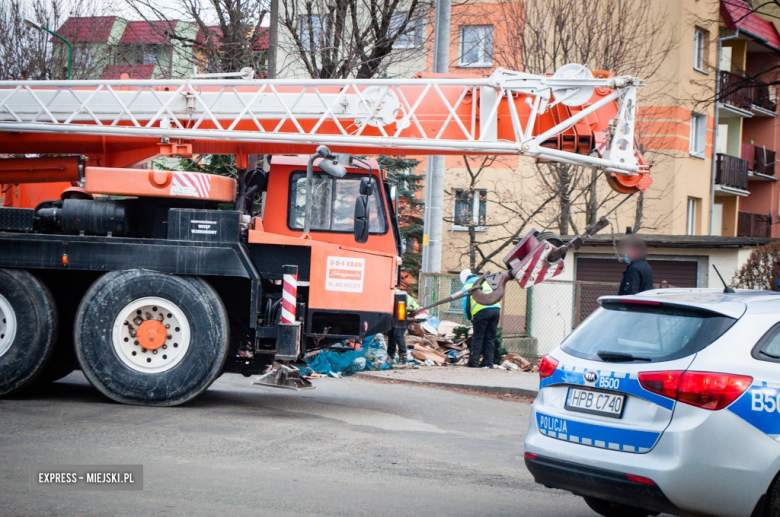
[290,323,536,381]
[253,364,314,390]
[500,353,537,372]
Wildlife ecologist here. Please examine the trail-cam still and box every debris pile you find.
[406,319,469,366]
[295,318,536,379]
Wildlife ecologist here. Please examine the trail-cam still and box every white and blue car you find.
[524,289,780,517]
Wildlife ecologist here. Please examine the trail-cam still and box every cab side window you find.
[753,324,780,363]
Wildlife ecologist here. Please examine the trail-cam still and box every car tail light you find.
[639,370,753,411]
[626,474,656,485]
[524,452,538,460]
[637,371,683,399]
[538,355,559,379]
[677,372,753,410]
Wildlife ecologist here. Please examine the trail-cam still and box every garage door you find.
[574,257,699,322]
[576,257,699,287]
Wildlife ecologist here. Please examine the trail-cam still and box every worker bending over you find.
[460,269,501,368]
[387,288,419,365]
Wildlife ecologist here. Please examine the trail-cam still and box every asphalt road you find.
[0,372,598,517]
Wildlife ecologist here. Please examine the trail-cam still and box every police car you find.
[523,289,780,517]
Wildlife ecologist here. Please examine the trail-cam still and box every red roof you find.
[101,64,157,79]
[56,16,117,43]
[721,0,780,51]
[119,20,178,45]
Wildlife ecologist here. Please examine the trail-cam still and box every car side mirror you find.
[354,195,370,243]
[359,177,374,196]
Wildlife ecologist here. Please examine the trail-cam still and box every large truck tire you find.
[29,340,77,386]
[74,270,230,406]
[0,269,59,396]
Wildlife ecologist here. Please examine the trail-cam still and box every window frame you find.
[452,188,487,232]
[287,171,389,236]
[686,197,698,236]
[299,15,324,52]
[694,28,707,73]
[390,13,424,49]
[690,112,707,158]
[752,322,780,364]
[458,25,493,68]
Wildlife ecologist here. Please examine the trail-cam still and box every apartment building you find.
[431,0,778,287]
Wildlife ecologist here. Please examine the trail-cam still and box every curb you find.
[354,372,539,397]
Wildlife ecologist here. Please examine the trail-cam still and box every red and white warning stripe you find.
[171,171,212,198]
[514,243,565,289]
[281,266,298,325]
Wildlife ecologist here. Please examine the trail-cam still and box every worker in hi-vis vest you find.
[387,288,419,365]
[460,269,501,368]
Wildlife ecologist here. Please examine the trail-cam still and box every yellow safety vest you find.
[463,277,501,319]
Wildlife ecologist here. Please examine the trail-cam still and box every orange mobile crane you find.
[0,65,650,405]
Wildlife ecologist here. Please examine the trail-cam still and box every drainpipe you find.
[709,29,740,235]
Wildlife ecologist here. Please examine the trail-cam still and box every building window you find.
[694,28,707,72]
[687,197,698,236]
[73,45,94,69]
[459,26,493,67]
[390,13,423,49]
[142,49,158,65]
[299,16,324,52]
[453,188,487,230]
[690,112,707,157]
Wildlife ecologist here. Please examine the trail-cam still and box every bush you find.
[733,241,780,291]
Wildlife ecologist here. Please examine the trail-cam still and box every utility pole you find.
[266,0,279,79]
[421,0,450,280]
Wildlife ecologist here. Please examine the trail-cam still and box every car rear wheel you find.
[75,270,229,406]
[0,269,58,396]
[583,496,657,517]
[766,472,780,517]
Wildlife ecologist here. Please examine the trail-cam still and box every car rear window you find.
[561,302,737,363]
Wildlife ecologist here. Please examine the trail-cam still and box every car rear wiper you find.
[596,350,653,362]
[760,350,780,359]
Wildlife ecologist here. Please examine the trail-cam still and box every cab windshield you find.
[288,173,387,233]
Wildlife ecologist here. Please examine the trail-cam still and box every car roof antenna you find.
[712,265,735,294]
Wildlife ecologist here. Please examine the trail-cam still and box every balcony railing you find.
[741,142,776,176]
[715,153,749,190]
[738,211,772,238]
[720,71,777,112]
[720,71,754,110]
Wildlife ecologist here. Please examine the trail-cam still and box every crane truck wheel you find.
[0,269,59,396]
[74,270,229,406]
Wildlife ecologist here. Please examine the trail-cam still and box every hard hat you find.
[459,269,472,284]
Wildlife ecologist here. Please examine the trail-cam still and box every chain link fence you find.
[419,273,619,360]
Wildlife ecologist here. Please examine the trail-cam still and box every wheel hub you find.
[112,297,190,373]
[137,320,167,350]
[0,293,17,358]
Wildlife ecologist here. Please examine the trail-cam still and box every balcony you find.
[738,211,772,238]
[719,71,778,116]
[715,153,750,194]
[741,142,776,176]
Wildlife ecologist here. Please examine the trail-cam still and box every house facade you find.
[52,17,263,79]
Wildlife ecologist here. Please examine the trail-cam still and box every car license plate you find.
[565,388,625,419]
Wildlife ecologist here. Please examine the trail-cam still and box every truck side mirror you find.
[359,177,374,196]
[354,195,370,243]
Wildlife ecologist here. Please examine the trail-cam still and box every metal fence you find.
[419,273,619,360]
